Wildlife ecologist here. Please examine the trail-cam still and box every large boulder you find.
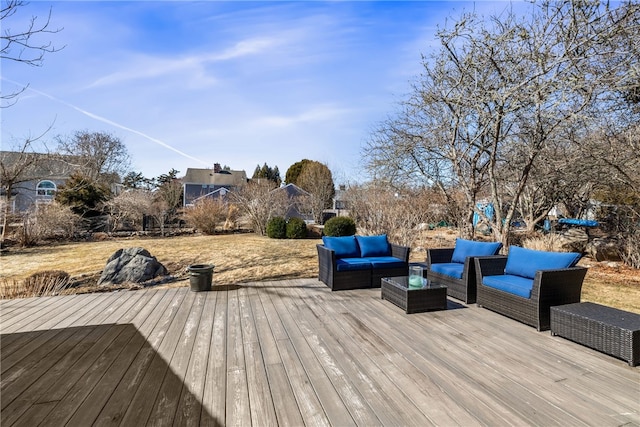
[558,228,590,253]
[585,238,623,262]
[98,247,168,287]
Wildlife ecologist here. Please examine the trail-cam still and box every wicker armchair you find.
[426,248,478,303]
[425,239,502,303]
[475,255,588,331]
[317,242,409,291]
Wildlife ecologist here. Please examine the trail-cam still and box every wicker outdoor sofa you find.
[474,247,588,331]
[426,238,502,303]
[317,235,410,291]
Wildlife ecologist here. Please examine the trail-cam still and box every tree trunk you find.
[1,184,14,249]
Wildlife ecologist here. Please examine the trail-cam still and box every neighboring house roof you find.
[182,168,247,206]
[0,151,79,181]
[273,183,312,221]
[275,183,310,197]
[0,151,83,213]
[182,168,247,187]
[190,187,231,204]
[333,187,347,200]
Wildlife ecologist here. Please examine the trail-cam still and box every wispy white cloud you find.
[213,37,280,61]
[86,55,208,88]
[86,36,285,89]
[253,104,355,128]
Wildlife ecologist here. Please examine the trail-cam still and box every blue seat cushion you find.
[505,246,581,279]
[322,236,359,259]
[365,256,406,269]
[430,263,464,279]
[356,235,391,257]
[335,258,372,272]
[451,238,502,263]
[483,274,534,299]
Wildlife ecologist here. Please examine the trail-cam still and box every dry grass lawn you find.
[1,232,638,313]
[0,234,319,291]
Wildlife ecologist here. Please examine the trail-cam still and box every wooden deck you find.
[1,279,638,426]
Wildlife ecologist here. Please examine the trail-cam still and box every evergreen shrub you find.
[323,216,356,237]
[266,216,286,239]
[286,217,308,239]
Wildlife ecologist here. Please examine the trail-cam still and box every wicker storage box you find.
[551,302,640,366]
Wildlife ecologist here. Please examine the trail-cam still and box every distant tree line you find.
[252,163,281,186]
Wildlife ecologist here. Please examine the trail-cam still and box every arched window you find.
[36,180,57,198]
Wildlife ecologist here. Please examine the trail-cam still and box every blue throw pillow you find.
[451,238,502,264]
[322,236,359,258]
[504,246,581,279]
[356,235,391,257]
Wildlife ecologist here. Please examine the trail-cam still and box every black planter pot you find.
[187,264,214,292]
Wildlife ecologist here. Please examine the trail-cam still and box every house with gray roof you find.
[276,183,312,221]
[182,163,248,206]
[0,151,79,213]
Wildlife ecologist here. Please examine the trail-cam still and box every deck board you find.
[257,287,334,427]
[119,289,196,426]
[200,285,227,427]
[0,295,56,321]
[174,290,217,427]
[1,279,639,426]
[92,289,177,426]
[147,291,206,426]
[2,294,80,333]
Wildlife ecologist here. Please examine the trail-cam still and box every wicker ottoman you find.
[551,302,640,366]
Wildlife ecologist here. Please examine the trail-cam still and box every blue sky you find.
[2,1,520,184]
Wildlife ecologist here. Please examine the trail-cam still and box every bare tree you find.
[0,133,49,247]
[364,2,640,247]
[346,184,448,248]
[55,131,130,184]
[1,0,63,106]
[19,201,80,246]
[102,189,153,232]
[153,169,183,233]
[514,107,640,229]
[231,180,291,235]
[147,198,170,237]
[297,161,335,224]
[156,179,183,213]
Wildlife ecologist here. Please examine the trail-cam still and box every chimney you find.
[213,163,221,173]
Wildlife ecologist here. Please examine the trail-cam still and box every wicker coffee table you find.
[381,276,447,314]
[550,302,640,366]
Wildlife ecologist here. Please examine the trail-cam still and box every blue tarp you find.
[473,203,495,227]
[558,218,599,227]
